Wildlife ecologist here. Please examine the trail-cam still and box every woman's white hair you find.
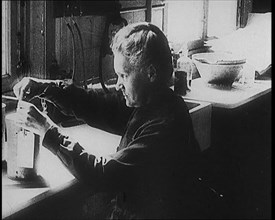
[111,22,173,85]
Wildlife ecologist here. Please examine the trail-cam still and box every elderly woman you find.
[14,22,215,219]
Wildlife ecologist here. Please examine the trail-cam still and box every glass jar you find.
[174,55,193,95]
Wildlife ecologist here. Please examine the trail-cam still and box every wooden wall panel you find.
[55,15,106,84]
[29,1,46,79]
[44,1,55,79]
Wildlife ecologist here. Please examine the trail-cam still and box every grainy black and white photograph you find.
[2,0,271,219]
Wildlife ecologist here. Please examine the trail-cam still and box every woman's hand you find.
[13,77,49,101]
[16,101,56,138]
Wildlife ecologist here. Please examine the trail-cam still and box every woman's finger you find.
[15,121,38,135]
[14,79,24,100]
[18,84,24,100]
[16,109,34,123]
[15,113,39,133]
[13,77,30,100]
[13,83,19,99]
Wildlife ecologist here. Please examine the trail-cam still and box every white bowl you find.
[192,52,246,86]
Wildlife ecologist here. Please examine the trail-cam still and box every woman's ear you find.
[147,65,157,82]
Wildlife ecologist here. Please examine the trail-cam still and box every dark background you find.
[252,0,271,12]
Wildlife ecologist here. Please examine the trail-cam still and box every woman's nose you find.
[115,77,122,91]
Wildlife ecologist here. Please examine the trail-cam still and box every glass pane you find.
[208,0,238,38]
[2,1,7,75]
[2,1,10,76]
[151,7,163,30]
[166,0,204,44]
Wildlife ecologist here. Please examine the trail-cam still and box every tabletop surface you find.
[181,78,271,109]
[2,124,121,219]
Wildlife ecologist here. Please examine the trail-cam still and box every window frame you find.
[2,1,11,78]
[2,1,19,93]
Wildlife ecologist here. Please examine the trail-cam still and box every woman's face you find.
[114,52,150,107]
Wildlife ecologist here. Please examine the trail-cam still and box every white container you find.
[192,52,246,87]
[6,112,40,180]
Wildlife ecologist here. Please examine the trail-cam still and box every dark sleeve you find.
[41,82,133,135]
[42,126,144,192]
[42,117,197,192]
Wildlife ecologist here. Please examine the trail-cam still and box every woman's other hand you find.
[16,100,56,138]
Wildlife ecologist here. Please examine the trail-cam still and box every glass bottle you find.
[174,53,193,95]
